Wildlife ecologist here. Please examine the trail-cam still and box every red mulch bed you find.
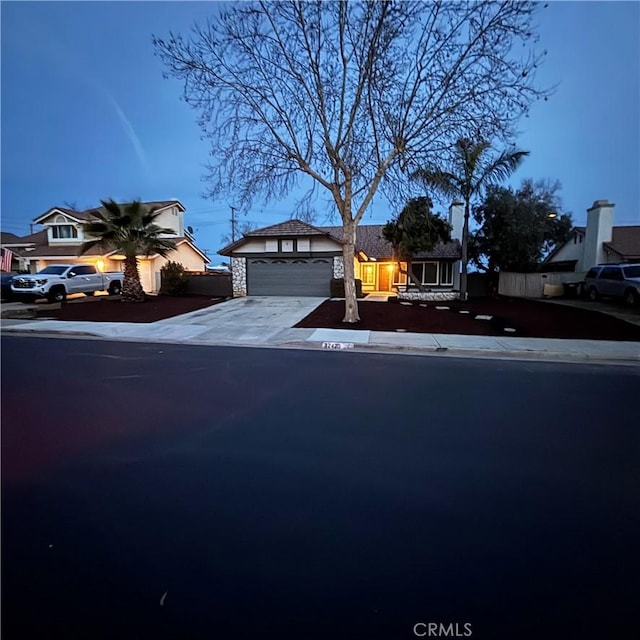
[295,297,640,341]
[37,295,225,323]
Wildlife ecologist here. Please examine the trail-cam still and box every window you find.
[52,225,78,239]
[361,263,375,285]
[601,267,623,281]
[439,262,454,285]
[424,263,438,284]
[392,264,407,285]
[38,266,68,275]
[623,265,640,278]
[279,239,295,252]
[586,268,600,279]
[411,263,423,283]
[72,265,95,275]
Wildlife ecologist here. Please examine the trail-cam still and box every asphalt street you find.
[2,336,639,639]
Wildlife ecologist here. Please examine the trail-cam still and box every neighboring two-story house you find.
[1,200,209,293]
[543,199,640,273]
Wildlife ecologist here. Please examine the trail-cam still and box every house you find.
[0,200,209,292]
[543,200,640,273]
[219,202,463,297]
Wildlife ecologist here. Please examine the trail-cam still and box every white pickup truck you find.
[11,264,123,303]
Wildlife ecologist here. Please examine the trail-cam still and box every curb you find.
[3,325,639,366]
[276,339,640,365]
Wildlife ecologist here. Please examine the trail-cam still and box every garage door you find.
[247,258,332,296]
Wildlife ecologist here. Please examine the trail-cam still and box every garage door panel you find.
[247,258,332,296]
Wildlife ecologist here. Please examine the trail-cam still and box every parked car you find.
[1,273,17,301]
[583,263,640,306]
[11,264,123,303]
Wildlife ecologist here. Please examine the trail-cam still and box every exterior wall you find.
[332,256,345,278]
[231,257,247,296]
[139,259,155,293]
[548,235,584,266]
[398,291,459,301]
[311,236,342,252]
[154,242,207,274]
[582,200,614,271]
[232,236,341,254]
[234,238,272,253]
[452,260,461,291]
[154,205,184,236]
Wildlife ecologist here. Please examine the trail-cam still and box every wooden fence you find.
[498,271,587,298]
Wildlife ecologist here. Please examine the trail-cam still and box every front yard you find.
[34,295,224,323]
[295,297,640,341]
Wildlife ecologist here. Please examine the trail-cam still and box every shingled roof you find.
[220,219,461,260]
[604,226,640,260]
[33,200,184,224]
[320,224,460,260]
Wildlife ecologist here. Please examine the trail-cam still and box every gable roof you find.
[320,224,460,260]
[33,200,185,224]
[219,219,336,255]
[603,225,640,260]
[1,232,22,244]
[545,224,640,263]
[220,220,461,260]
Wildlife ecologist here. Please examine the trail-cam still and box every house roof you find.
[33,200,185,224]
[220,219,461,260]
[545,224,640,263]
[320,224,461,260]
[245,220,329,237]
[219,220,334,255]
[1,232,21,244]
[603,225,640,260]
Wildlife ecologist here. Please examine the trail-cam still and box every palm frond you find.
[475,150,529,190]
[410,168,460,198]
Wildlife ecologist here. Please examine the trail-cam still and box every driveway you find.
[157,295,327,343]
[541,297,640,327]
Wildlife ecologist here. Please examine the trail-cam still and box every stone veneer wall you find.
[231,257,247,296]
[332,256,344,278]
[397,290,459,301]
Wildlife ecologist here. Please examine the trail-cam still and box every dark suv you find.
[583,263,640,306]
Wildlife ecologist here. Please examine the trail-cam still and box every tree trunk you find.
[122,255,146,303]
[460,200,470,301]
[342,219,360,323]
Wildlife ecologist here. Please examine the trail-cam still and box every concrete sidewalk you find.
[2,317,639,363]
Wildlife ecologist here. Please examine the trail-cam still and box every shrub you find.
[330,278,364,298]
[160,261,190,295]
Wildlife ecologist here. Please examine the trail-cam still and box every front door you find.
[378,264,392,291]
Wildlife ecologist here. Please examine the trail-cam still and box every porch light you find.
[96,259,105,272]
[387,264,394,271]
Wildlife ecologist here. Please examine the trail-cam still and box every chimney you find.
[448,201,464,242]
[582,200,614,270]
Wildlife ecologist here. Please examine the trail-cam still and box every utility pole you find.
[230,206,237,243]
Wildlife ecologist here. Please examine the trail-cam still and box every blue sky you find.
[1,1,638,263]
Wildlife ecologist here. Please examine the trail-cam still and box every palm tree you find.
[80,200,177,303]
[412,139,528,300]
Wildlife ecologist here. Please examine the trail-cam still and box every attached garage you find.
[247,257,332,296]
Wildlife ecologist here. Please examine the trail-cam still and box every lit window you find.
[361,263,375,285]
[52,225,78,239]
[392,263,407,285]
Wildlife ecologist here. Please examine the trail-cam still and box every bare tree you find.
[220,221,257,247]
[293,203,318,225]
[154,1,547,322]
